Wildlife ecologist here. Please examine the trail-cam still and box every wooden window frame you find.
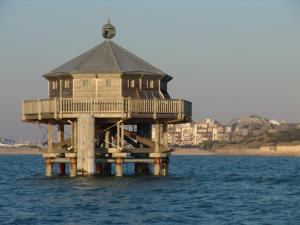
[130,79,135,88]
[52,81,58,90]
[106,79,112,88]
[82,80,89,88]
[149,80,154,89]
[64,80,70,89]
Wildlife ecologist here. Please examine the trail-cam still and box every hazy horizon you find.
[0,0,299,141]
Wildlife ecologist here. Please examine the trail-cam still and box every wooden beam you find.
[123,129,167,151]
[48,123,53,153]
[154,123,160,153]
[121,122,124,149]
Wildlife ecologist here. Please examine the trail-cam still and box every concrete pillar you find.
[154,123,161,153]
[48,124,54,153]
[115,157,123,177]
[69,157,77,177]
[153,157,161,176]
[77,115,95,175]
[45,158,53,177]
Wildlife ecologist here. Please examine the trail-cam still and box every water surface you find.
[0,155,300,225]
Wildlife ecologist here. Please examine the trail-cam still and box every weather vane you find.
[102,6,116,39]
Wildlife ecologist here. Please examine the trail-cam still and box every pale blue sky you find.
[0,0,299,141]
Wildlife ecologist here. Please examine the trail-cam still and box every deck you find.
[22,97,192,122]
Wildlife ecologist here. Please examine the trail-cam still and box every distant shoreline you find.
[1,146,300,157]
[172,145,300,157]
[0,148,42,155]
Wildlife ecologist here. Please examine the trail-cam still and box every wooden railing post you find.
[54,97,57,119]
[90,98,93,115]
[59,97,63,118]
[178,99,183,120]
[128,97,132,118]
[37,99,41,120]
[121,98,124,118]
[153,98,157,119]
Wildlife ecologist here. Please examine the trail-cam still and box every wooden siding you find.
[49,80,60,98]
[73,77,96,98]
[122,78,138,98]
[96,74,121,98]
[47,74,171,99]
[122,75,160,98]
[48,78,73,98]
[62,79,73,98]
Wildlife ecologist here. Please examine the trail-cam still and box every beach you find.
[172,144,300,157]
[0,148,42,155]
[1,145,300,157]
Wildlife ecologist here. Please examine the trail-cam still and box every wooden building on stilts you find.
[21,20,192,177]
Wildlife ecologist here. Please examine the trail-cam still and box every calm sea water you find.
[0,155,300,225]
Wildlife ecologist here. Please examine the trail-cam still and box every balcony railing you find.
[22,98,192,120]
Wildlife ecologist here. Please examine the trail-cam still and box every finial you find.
[102,6,116,39]
[105,6,112,24]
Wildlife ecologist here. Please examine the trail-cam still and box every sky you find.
[0,0,299,142]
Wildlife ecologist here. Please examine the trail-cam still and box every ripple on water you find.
[0,155,300,225]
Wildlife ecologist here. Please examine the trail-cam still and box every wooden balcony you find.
[22,98,192,122]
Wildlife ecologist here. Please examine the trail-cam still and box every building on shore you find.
[162,115,282,146]
[155,119,230,146]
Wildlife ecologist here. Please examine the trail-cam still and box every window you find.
[64,80,70,89]
[82,80,89,88]
[52,81,58,90]
[149,80,154,89]
[129,79,135,88]
[106,79,112,88]
[146,80,154,89]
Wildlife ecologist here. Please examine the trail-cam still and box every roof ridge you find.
[107,40,121,72]
[110,41,165,74]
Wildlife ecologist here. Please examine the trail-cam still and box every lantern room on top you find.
[44,40,172,100]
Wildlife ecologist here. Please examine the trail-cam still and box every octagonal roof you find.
[44,40,169,78]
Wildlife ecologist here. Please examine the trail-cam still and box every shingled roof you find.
[44,40,168,77]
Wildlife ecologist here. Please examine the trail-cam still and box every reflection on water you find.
[0,155,300,224]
